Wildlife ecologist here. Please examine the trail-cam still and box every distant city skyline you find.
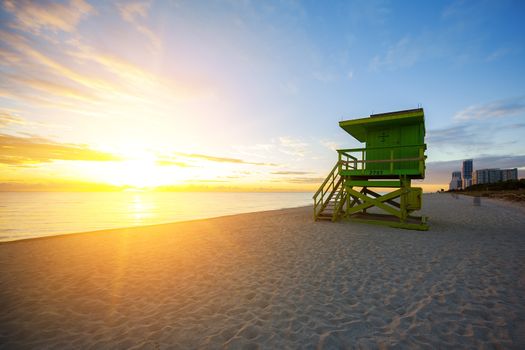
[448,158,520,190]
[1,1,524,192]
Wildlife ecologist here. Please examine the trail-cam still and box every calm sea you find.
[0,192,312,242]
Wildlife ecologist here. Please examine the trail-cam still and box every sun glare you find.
[115,158,160,188]
[73,150,172,189]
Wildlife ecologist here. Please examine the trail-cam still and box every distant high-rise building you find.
[449,171,462,190]
[473,168,518,185]
[501,168,518,181]
[462,159,473,188]
[473,169,501,185]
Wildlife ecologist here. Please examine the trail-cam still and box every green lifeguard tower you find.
[313,108,428,230]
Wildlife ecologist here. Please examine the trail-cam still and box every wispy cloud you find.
[279,136,308,157]
[0,181,127,192]
[0,86,87,112]
[426,107,525,165]
[7,75,98,102]
[2,0,94,34]
[66,40,166,92]
[117,1,150,22]
[0,112,25,127]
[427,122,525,152]
[426,124,490,147]
[0,133,120,165]
[426,97,525,158]
[347,0,391,27]
[156,160,191,167]
[486,47,513,62]
[173,152,278,166]
[271,176,324,184]
[0,31,117,95]
[370,36,421,71]
[441,0,464,18]
[0,47,21,64]
[0,29,201,118]
[320,140,339,151]
[454,96,525,121]
[271,171,314,175]
[116,1,160,51]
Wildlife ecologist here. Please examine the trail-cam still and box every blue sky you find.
[0,0,524,190]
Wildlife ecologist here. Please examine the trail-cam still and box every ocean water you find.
[0,192,312,242]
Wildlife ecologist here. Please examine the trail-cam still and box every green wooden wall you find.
[366,122,424,172]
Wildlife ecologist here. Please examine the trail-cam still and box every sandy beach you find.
[1,193,524,349]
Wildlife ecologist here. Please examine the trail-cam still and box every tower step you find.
[316,214,333,221]
[313,161,346,222]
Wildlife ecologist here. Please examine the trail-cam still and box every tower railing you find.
[337,144,426,176]
[313,162,343,220]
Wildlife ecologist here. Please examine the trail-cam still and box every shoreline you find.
[4,192,525,244]
[0,204,313,245]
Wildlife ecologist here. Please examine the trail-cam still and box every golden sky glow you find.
[1,1,523,192]
[0,0,324,191]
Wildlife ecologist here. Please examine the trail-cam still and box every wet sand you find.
[1,193,524,349]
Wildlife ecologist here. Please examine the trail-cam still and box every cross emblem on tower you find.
[379,131,389,142]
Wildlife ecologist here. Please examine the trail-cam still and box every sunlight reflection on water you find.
[0,192,311,241]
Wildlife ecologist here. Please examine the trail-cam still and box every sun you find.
[113,158,160,188]
[73,150,175,189]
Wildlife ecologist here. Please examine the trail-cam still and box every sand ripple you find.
[1,194,525,348]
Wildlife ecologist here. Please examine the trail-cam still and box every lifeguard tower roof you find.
[339,108,424,143]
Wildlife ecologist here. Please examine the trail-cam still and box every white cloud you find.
[454,96,525,121]
[278,136,308,157]
[320,140,339,151]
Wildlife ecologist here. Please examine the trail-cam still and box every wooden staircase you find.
[313,162,347,221]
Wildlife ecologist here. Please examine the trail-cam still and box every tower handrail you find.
[337,144,426,173]
[337,143,425,153]
[313,162,339,199]
[313,162,342,220]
